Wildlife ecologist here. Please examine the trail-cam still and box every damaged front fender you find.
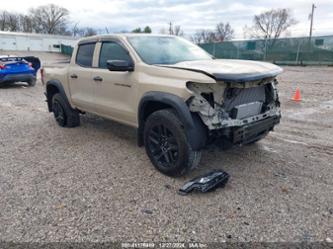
[187,82,227,129]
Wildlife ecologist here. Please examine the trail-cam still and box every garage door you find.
[29,38,43,51]
[0,37,16,50]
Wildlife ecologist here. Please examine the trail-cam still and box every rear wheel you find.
[144,109,201,177]
[52,93,80,127]
[27,79,36,86]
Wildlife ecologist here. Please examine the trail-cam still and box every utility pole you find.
[309,3,316,41]
[168,22,173,35]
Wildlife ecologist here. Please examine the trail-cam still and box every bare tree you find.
[84,27,97,37]
[173,25,184,36]
[6,12,20,31]
[0,11,9,31]
[191,29,216,44]
[71,23,81,37]
[29,4,69,34]
[0,10,22,32]
[191,23,235,44]
[19,14,33,32]
[191,31,203,44]
[215,22,234,42]
[249,9,297,47]
[0,5,70,34]
[71,24,98,37]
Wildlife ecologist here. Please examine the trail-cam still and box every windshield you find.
[127,36,213,65]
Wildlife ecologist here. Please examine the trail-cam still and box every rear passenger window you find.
[76,43,95,67]
[99,42,132,69]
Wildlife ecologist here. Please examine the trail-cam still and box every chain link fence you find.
[199,35,333,66]
[60,44,74,56]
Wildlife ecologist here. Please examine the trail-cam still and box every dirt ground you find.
[0,52,332,242]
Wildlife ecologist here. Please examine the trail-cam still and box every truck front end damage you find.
[187,77,281,146]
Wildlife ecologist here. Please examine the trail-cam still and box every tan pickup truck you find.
[42,34,282,176]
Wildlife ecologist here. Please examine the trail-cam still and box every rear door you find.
[68,42,96,112]
[90,40,137,126]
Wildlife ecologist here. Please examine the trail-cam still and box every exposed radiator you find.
[223,85,266,112]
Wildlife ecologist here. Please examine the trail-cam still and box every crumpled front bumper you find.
[232,115,280,144]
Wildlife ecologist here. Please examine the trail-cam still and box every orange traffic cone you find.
[292,87,301,102]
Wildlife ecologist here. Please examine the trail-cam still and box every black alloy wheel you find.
[147,124,179,167]
[143,109,202,177]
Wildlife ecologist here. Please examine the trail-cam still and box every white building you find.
[0,31,77,52]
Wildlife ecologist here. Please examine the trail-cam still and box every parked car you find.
[42,34,282,177]
[0,55,40,86]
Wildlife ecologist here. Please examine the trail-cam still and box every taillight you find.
[0,64,6,70]
[40,68,44,84]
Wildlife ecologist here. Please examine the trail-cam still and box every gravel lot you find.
[0,52,332,242]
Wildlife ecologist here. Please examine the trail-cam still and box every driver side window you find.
[99,41,132,69]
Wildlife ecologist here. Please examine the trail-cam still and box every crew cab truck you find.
[42,34,282,177]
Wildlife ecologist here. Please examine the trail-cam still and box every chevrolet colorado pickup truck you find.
[42,34,282,177]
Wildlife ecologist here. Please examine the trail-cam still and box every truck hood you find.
[162,59,283,82]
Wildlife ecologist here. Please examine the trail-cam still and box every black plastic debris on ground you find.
[178,170,230,195]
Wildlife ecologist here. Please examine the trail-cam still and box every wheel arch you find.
[138,91,207,150]
[46,80,70,112]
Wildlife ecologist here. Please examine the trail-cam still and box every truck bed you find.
[42,59,70,68]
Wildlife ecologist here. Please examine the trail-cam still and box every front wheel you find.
[144,109,201,177]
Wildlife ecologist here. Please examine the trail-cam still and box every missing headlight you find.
[201,92,214,108]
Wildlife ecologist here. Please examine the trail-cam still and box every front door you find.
[91,41,137,126]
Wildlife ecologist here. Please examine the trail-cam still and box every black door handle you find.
[93,76,103,82]
[70,74,78,79]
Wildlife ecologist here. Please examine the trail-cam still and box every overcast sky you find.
[3,0,333,39]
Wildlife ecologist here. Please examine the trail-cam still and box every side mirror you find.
[106,60,134,72]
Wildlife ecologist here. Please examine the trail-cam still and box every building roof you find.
[0,31,77,40]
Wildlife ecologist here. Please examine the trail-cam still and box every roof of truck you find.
[78,33,175,44]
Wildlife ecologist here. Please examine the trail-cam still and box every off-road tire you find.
[144,108,201,177]
[52,93,80,128]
